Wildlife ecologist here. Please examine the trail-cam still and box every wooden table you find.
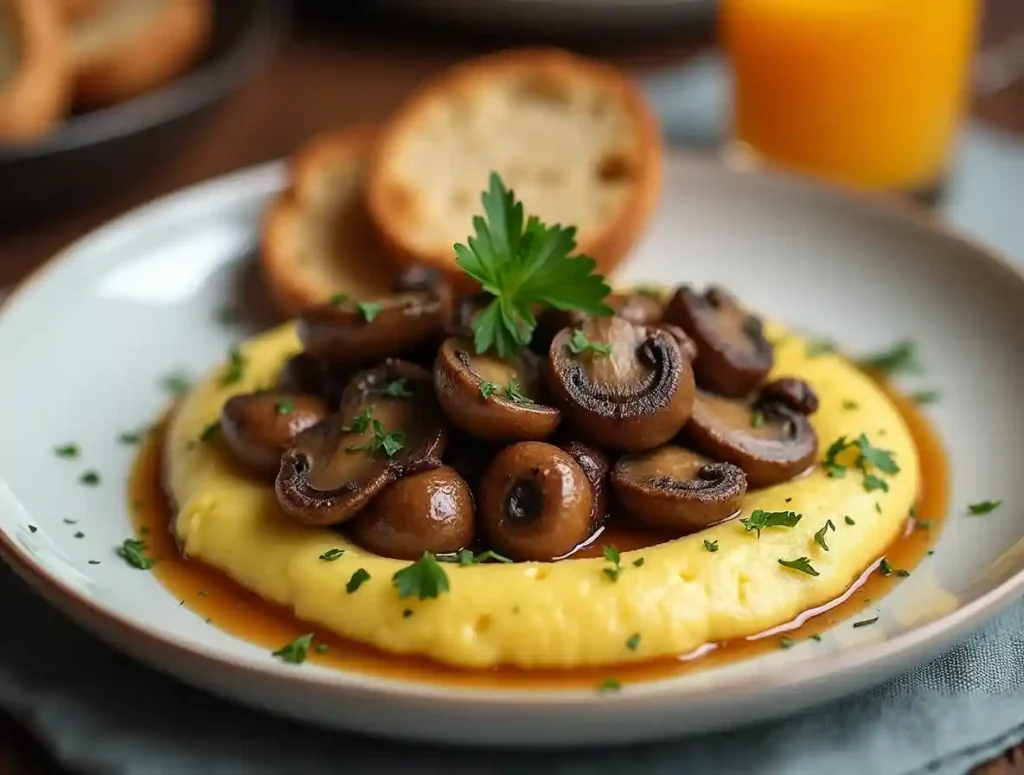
[1,3,1022,772]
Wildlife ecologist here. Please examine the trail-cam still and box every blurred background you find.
[0,0,1021,288]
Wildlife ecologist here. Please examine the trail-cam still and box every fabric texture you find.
[1,55,1023,775]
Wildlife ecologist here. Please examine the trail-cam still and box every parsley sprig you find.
[454,173,613,357]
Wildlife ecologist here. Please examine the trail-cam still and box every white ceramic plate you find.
[1,154,1023,747]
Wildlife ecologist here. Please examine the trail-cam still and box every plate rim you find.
[2,151,1024,709]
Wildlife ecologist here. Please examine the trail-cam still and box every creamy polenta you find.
[165,322,919,669]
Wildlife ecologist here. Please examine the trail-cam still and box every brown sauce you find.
[128,383,946,689]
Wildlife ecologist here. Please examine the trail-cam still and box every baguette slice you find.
[70,0,211,109]
[0,0,70,143]
[366,47,662,284]
[261,127,404,319]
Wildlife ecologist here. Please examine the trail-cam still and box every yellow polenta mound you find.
[165,322,919,669]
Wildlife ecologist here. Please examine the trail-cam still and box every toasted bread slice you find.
[261,127,405,319]
[366,47,662,283]
[70,0,211,109]
[0,0,69,143]
[54,0,111,23]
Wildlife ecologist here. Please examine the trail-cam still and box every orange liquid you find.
[129,383,946,689]
[721,0,979,190]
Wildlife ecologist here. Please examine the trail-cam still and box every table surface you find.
[1,3,1023,773]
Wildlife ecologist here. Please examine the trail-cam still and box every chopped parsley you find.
[751,408,765,428]
[403,609,414,618]
[118,428,146,445]
[597,678,622,693]
[63,519,76,525]
[878,559,909,577]
[219,347,246,386]
[842,399,860,411]
[566,329,613,357]
[632,557,645,568]
[88,560,100,565]
[454,172,612,358]
[199,421,221,443]
[863,474,889,493]
[741,509,802,538]
[346,568,371,593]
[117,538,154,570]
[345,419,404,458]
[806,339,837,357]
[857,340,920,375]
[968,500,1001,515]
[778,557,819,576]
[602,545,624,582]
[342,408,373,434]
[853,617,879,628]
[910,390,940,405]
[810,634,823,642]
[504,380,531,404]
[479,381,498,399]
[823,434,899,491]
[329,293,350,306]
[319,548,345,561]
[54,443,80,459]
[27,525,37,534]
[814,519,836,551]
[845,516,856,525]
[382,379,412,398]
[357,301,383,322]
[393,552,450,600]
[160,371,192,395]
[780,637,796,649]
[272,633,314,664]
[703,539,719,553]
[315,643,329,654]
[626,633,641,651]
[74,531,85,539]
[456,549,513,566]
[79,470,100,486]
[275,398,295,415]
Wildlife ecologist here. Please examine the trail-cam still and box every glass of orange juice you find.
[721,0,980,199]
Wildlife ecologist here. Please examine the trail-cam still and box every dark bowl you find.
[0,0,282,227]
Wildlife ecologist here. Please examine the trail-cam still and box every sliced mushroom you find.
[220,391,329,477]
[561,440,612,530]
[531,291,664,354]
[297,287,451,363]
[684,387,817,488]
[349,465,475,560]
[759,377,819,415]
[434,337,561,442]
[478,442,595,562]
[611,445,747,532]
[276,360,448,525]
[277,352,357,409]
[546,315,695,452]
[663,285,773,397]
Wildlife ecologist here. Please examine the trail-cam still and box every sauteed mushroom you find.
[220,391,329,477]
[277,352,357,409]
[547,315,695,452]
[664,285,773,397]
[297,288,451,363]
[434,337,561,442]
[562,440,611,530]
[611,445,747,532]
[684,381,818,488]
[478,442,595,562]
[350,465,475,559]
[531,290,665,354]
[276,360,448,525]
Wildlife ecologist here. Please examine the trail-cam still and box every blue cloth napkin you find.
[1,55,1023,775]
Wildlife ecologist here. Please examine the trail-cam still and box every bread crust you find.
[71,0,211,109]
[0,0,70,143]
[261,126,402,319]
[54,0,111,23]
[366,47,662,285]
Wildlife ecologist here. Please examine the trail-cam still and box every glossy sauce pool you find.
[128,383,947,689]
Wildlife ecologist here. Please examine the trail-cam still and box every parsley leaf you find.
[806,339,837,357]
[454,173,613,358]
[780,637,796,649]
[504,380,531,404]
[54,443,80,459]
[751,408,765,428]
[778,557,819,576]
[910,390,940,405]
[741,509,802,537]
[382,379,412,398]
[357,301,383,322]
[273,633,314,664]
[857,340,920,375]
[199,421,220,443]
[863,474,889,493]
[845,516,856,525]
[626,633,641,651]
[319,548,345,561]
[161,371,192,395]
[220,347,246,386]
[703,539,719,552]
[566,329,613,357]
[632,557,645,568]
[479,381,498,399]
[345,419,404,458]
[342,408,373,434]
[853,617,879,628]
[346,568,371,593]
[968,500,1001,515]
[79,470,100,486]
[856,434,900,475]
[597,678,622,693]
[117,538,154,570]
[275,398,295,415]
[393,552,450,600]
[603,545,623,581]
[456,549,513,566]
[329,293,350,306]
[814,519,836,551]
